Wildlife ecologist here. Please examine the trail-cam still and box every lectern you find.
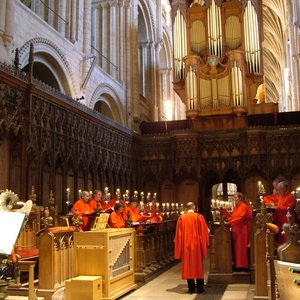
[74,228,136,300]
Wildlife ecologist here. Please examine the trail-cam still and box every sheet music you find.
[0,211,26,255]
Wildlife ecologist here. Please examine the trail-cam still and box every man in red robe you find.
[227,192,252,270]
[109,203,125,228]
[89,190,103,213]
[72,190,92,231]
[174,202,209,294]
[263,180,296,244]
[123,198,142,223]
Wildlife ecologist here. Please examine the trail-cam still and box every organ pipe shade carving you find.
[190,20,206,56]
[231,61,243,106]
[173,9,187,80]
[186,66,198,110]
[207,0,223,58]
[244,0,261,73]
[225,16,242,50]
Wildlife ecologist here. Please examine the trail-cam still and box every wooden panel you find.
[274,260,300,300]
[66,276,102,300]
[74,229,136,300]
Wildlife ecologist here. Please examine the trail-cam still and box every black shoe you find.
[187,279,195,293]
[196,279,205,293]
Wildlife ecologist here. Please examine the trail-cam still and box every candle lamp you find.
[146,192,151,202]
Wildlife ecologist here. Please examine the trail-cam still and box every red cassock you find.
[89,199,117,212]
[228,202,252,268]
[263,193,296,244]
[72,199,91,231]
[109,211,125,228]
[88,198,98,213]
[174,212,209,279]
[124,206,142,223]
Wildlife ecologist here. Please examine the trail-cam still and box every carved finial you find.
[14,48,20,69]
[281,207,299,244]
[256,201,272,230]
[48,190,55,207]
[72,208,83,231]
[41,207,53,229]
[29,185,37,204]
[28,43,34,83]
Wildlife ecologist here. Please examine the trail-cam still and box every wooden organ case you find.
[171,0,278,126]
[74,228,137,300]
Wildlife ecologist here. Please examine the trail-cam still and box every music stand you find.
[0,211,26,256]
[90,213,110,231]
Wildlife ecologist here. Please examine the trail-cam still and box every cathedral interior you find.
[0,0,299,299]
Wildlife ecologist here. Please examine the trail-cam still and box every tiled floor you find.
[119,262,255,300]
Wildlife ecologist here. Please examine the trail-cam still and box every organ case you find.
[74,228,136,300]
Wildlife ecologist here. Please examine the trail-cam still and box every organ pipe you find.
[173,9,187,80]
[244,0,260,73]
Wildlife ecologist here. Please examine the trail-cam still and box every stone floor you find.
[119,262,255,300]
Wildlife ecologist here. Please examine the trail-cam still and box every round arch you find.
[90,83,125,125]
[18,38,75,97]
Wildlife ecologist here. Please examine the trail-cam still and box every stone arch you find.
[138,0,155,43]
[90,83,125,125]
[18,37,75,97]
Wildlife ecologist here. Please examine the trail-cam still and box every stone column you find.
[70,0,77,42]
[149,42,160,121]
[109,0,117,78]
[101,1,109,72]
[125,0,133,126]
[119,0,125,84]
[58,0,66,37]
[3,0,15,46]
[0,0,6,38]
[140,43,148,96]
[82,0,92,90]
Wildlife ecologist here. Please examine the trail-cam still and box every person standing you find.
[174,202,209,294]
[227,192,252,270]
[72,190,92,231]
[263,180,296,244]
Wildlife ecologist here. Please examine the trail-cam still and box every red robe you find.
[263,193,296,244]
[174,211,209,279]
[109,211,125,228]
[124,205,142,223]
[228,201,252,268]
[90,199,116,212]
[72,199,91,231]
[88,198,99,213]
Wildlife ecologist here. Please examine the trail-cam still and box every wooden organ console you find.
[74,228,136,300]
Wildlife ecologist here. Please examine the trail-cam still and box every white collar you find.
[187,209,194,212]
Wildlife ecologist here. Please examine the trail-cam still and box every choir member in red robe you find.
[72,191,92,231]
[89,190,103,213]
[263,180,296,244]
[109,203,125,228]
[227,192,252,270]
[89,190,116,212]
[174,202,209,294]
[123,198,142,223]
